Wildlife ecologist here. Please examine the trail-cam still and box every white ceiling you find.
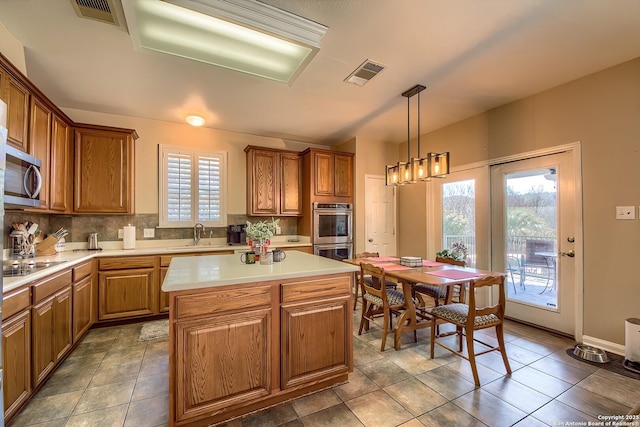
[2,0,640,146]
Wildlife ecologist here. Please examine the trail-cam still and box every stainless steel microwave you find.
[3,142,43,208]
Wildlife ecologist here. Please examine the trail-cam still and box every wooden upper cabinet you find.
[303,148,354,202]
[313,152,334,197]
[74,124,138,214]
[28,97,52,209]
[247,148,278,215]
[5,74,30,151]
[245,146,301,216]
[280,152,302,215]
[50,115,72,212]
[334,154,353,198]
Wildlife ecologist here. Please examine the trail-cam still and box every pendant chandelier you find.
[385,84,450,186]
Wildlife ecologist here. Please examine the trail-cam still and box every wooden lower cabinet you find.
[168,272,353,426]
[98,268,155,320]
[32,286,72,387]
[175,309,271,422]
[281,297,350,389]
[72,275,94,341]
[2,310,31,421]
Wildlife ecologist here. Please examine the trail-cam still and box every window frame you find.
[158,144,228,228]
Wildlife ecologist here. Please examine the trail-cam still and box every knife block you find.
[36,235,59,256]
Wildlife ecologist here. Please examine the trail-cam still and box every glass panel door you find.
[491,151,577,335]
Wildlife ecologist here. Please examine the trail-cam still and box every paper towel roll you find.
[123,225,136,250]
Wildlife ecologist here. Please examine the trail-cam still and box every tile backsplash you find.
[4,213,300,244]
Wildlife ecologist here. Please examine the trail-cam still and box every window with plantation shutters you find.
[159,145,227,228]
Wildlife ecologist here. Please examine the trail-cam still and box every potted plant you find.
[436,241,468,261]
[246,218,280,253]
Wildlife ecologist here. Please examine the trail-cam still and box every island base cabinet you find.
[175,310,271,423]
[2,310,31,421]
[281,297,350,389]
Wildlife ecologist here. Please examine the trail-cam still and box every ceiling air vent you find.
[344,59,385,86]
[70,0,119,26]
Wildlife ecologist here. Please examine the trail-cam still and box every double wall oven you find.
[313,202,353,261]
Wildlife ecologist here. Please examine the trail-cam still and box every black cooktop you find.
[2,260,68,277]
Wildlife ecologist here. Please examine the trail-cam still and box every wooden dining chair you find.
[353,252,379,310]
[358,262,415,351]
[414,256,467,308]
[353,252,397,310]
[429,275,511,387]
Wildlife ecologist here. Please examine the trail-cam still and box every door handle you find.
[368,238,373,242]
[560,250,575,257]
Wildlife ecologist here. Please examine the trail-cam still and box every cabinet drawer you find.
[32,270,72,303]
[175,285,271,319]
[98,256,155,270]
[72,261,93,282]
[3,287,30,320]
[281,276,351,304]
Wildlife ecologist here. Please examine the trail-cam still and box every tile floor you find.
[9,307,640,427]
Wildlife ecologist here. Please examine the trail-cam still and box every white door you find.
[491,151,581,336]
[364,174,396,256]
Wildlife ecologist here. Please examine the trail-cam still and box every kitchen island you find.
[161,251,359,427]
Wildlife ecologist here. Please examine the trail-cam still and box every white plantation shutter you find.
[197,154,222,222]
[167,153,192,222]
[160,145,227,228]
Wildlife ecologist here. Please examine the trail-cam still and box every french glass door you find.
[490,151,579,335]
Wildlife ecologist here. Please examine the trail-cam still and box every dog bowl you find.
[574,344,609,363]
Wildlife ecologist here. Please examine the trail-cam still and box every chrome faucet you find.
[193,222,205,246]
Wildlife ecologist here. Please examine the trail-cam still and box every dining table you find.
[344,256,506,350]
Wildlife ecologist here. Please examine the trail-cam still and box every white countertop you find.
[2,238,312,293]
[162,251,358,292]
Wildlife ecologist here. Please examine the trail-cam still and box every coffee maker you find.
[227,224,247,245]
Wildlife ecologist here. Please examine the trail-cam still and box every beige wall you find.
[0,21,26,75]
[351,137,397,254]
[395,57,640,345]
[64,108,324,216]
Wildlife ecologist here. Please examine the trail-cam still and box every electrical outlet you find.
[118,229,124,238]
[616,206,636,220]
[276,225,282,235]
[143,228,155,238]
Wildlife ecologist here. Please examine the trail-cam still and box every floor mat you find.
[138,319,169,341]
[565,347,640,380]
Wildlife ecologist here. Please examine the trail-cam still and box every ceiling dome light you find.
[186,114,205,126]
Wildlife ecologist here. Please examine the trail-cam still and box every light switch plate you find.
[118,229,124,238]
[143,228,155,238]
[616,206,636,220]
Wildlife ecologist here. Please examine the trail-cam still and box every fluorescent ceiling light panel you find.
[122,0,327,83]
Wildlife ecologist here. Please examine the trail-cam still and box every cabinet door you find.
[2,310,31,421]
[175,309,271,422]
[5,75,29,151]
[313,152,334,196]
[280,153,301,215]
[32,297,55,386]
[50,115,71,212]
[74,127,135,213]
[334,154,353,198]
[53,287,72,361]
[248,149,278,215]
[98,268,155,320]
[281,297,350,389]
[29,96,52,209]
[158,267,170,313]
[73,275,94,342]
